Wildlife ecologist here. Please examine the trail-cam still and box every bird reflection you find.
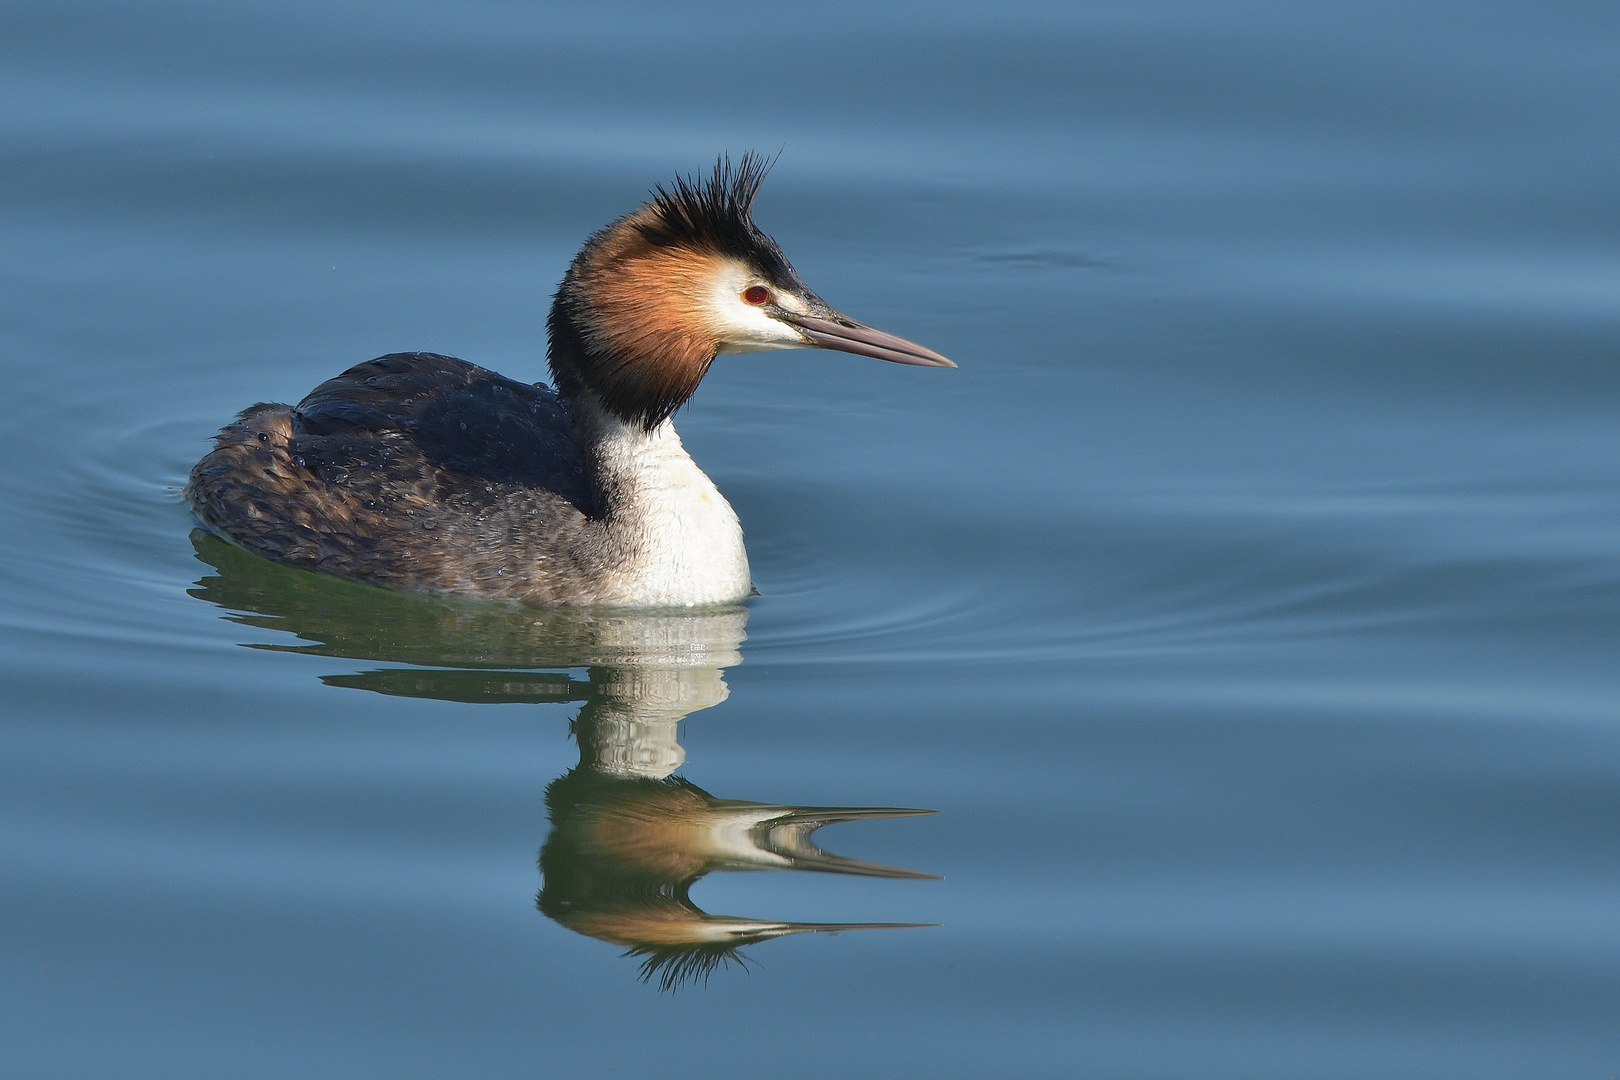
[188,530,937,989]
[541,769,935,990]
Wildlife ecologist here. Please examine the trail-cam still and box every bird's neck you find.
[567,392,751,608]
[546,265,715,430]
[547,290,749,606]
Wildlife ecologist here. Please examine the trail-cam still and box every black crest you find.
[639,152,794,281]
[627,941,757,993]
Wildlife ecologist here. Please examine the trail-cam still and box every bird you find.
[185,154,953,607]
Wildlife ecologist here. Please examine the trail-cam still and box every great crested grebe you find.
[185,155,953,607]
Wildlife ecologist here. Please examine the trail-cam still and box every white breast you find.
[593,418,752,607]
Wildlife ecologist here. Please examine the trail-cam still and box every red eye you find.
[742,285,770,305]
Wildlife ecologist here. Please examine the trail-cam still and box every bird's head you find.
[549,153,953,429]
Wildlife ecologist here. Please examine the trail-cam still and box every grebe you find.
[185,155,953,607]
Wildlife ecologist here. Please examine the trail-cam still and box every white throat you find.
[587,410,751,607]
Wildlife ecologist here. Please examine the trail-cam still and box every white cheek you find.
[707,265,810,354]
[714,305,808,354]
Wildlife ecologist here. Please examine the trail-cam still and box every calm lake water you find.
[4,1,1619,1076]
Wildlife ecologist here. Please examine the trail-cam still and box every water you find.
[3,0,1619,1075]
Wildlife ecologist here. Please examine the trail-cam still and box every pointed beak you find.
[779,309,956,368]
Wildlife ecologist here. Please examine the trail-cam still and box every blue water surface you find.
[3,1,1619,1077]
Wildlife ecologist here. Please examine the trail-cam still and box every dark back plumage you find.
[294,353,595,513]
[184,352,622,604]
